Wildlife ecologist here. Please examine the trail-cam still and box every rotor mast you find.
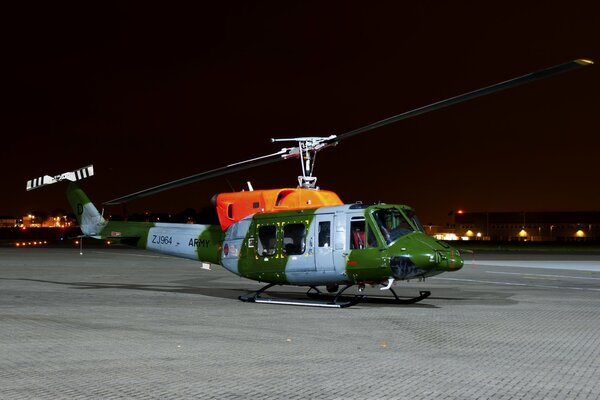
[271,135,336,189]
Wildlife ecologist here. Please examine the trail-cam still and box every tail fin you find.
[27,165,106,237]
[66,183,106,236]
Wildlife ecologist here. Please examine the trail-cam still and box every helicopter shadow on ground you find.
[4,278,518,308]
[302,290,517,308]
[4,278,244,302]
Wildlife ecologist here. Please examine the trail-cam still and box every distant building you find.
[0,216,18,228]
[20,214,75,228]
[452,211,600,241]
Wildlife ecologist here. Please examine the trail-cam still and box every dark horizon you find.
[3,2,600,225]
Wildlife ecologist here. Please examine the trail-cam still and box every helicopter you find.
[27,59,592,308]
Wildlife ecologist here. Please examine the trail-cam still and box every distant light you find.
[106,240,112,245]
[457,210,464,215]
[476,232,482,238]
[576,230,585,237]
[16,243,20,247]
[435,233,458,241]
[466,230,474,237]
[518,229,528,237]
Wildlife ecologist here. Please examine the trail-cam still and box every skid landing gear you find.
[387,288,431,304]
[314,285,431,305]
[239,283,363,308]
[239,283,430,308]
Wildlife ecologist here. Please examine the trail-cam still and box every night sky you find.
[3,2,599,225]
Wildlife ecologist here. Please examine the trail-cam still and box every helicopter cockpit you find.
[348,205,424,250]
[371,207,418,245]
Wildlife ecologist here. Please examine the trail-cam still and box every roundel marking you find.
[224,243,229,256]
[77,203,83,215]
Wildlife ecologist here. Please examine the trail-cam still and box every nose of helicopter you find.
[388,234,463,279]
[432,246,464,271]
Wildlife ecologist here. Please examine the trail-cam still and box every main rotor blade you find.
[103,149,290,205]
[330,59,593,144]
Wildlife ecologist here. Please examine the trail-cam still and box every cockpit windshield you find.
[372,208,415,245]
[402,207,425,233]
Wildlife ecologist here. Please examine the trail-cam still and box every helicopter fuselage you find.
[222,203,463,286]
[141,202,464,287]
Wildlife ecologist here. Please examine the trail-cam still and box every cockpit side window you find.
[366,224,379,247]
[350,217,379,249]
[372,208,414,245]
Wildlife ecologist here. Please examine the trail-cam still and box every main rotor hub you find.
[271,135,337,189]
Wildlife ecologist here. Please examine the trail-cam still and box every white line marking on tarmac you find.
[486,271,600,281]
[432,277,600,292]
[465,260,600,272]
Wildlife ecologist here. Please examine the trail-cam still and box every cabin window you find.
[318,221,331,247]
[228,219,251,240]
[283,223,306,255]
[257,225,277,256]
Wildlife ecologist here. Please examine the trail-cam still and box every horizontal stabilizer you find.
[26,165,94,191]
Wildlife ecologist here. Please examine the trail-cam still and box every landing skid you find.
[239,283,363,308]
[239,283,431,308]
[387,288,431,304]
[309,287,431,305]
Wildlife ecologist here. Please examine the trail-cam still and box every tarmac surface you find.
[1,244,599,399]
